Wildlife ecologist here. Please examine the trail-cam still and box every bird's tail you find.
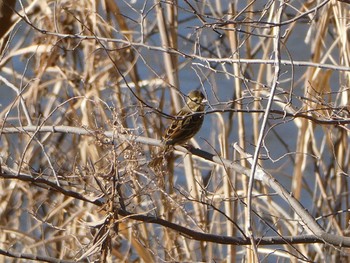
[148,145,172,169]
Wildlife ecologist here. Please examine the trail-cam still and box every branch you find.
[117,208,324,245]
[0,166,103,206]
[0,167,330,247]
[0,247,78,263]
[8,8,350,72]
[2,125,350,247]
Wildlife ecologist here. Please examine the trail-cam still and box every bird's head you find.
[186,90,207,111]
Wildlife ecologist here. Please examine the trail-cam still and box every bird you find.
[162,90,207,147]
[150,90,207,168]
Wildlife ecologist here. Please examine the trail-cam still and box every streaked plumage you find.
[163,90,206,146]
[149,90,207,169]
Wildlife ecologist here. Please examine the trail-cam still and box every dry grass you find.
[0,0,350,262]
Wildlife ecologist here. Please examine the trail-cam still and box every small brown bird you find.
[162,90,207,147]
[150,90,207,169]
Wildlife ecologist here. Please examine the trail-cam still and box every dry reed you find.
[0,0,350,262]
